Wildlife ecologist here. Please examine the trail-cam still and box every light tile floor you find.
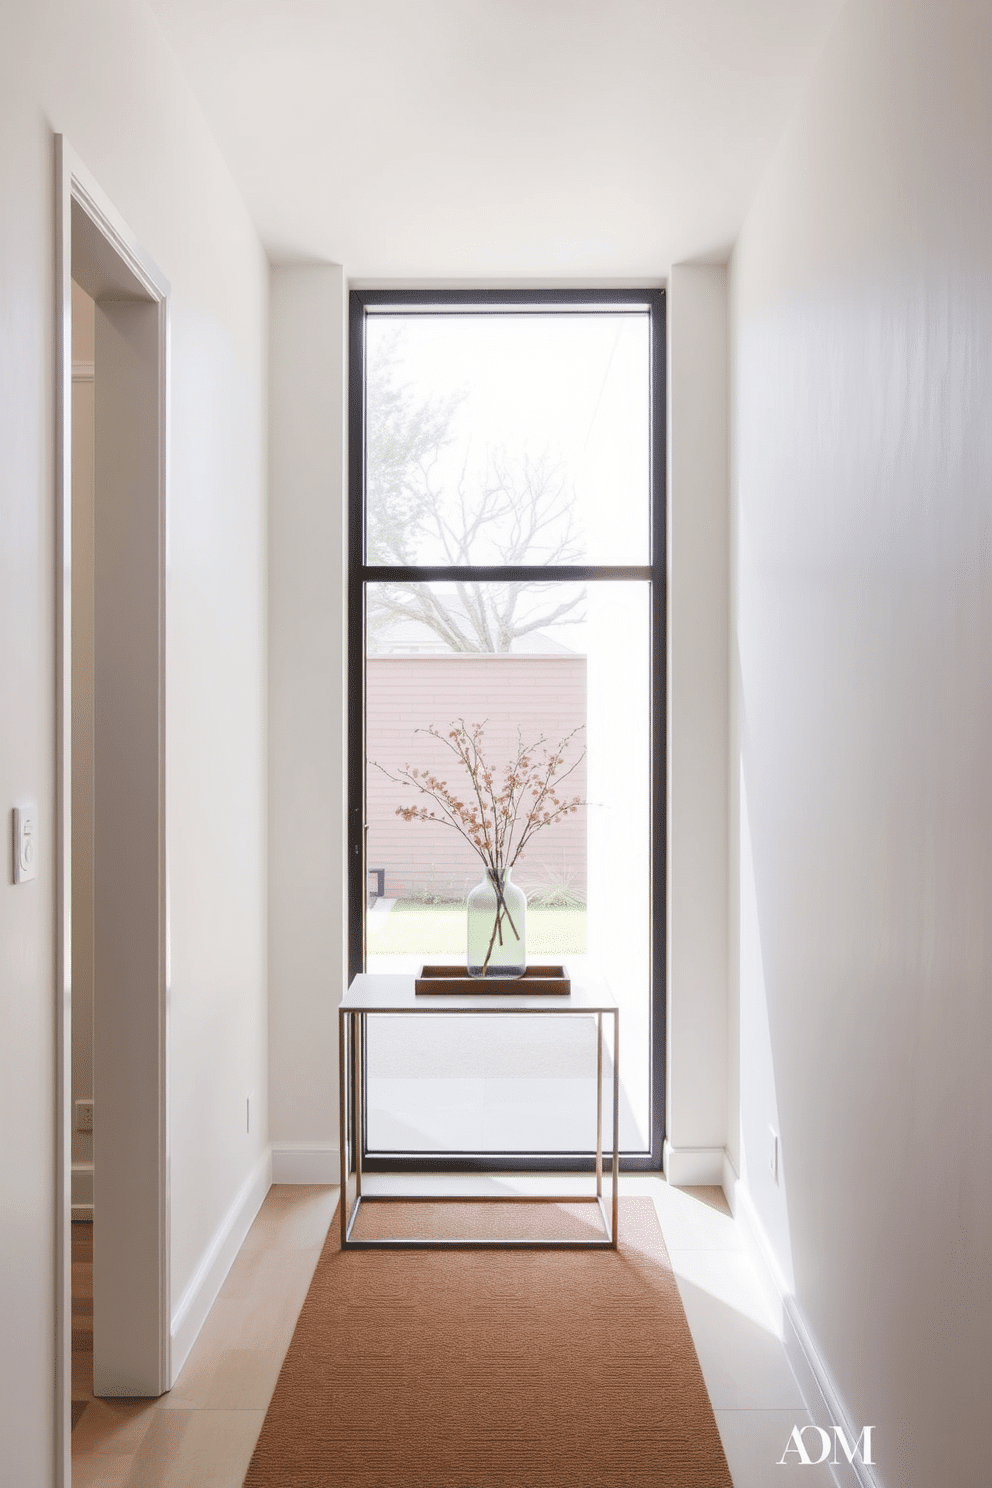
[622,1178,839,1488]
[72,1177,837,1487]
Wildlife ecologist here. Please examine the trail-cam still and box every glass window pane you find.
[366,312,650,568]
[364,579,650,1153]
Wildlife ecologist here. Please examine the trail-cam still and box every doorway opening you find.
[55,137,170,1485]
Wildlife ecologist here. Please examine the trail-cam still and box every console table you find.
[338,972,619,1249]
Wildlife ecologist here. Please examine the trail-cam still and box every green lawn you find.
[368,901,586,956]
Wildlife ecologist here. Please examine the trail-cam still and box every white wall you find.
[0,0,268,1475]
[268,266,348,1182]
[730,1,992,1483]
[666,264,730,1183]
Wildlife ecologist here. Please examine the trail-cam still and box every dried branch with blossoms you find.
[370,720,585,972]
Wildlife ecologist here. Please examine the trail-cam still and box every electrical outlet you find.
[75,1099,94,1134]
[769,1126,780,1184]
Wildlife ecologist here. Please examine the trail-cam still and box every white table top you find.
[342,970,617,1014]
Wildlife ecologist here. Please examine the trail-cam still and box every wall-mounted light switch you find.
[13,805,37,884]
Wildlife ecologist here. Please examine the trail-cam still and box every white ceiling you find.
[149,0,844,279]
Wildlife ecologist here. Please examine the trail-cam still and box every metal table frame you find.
[339,973,620,1249]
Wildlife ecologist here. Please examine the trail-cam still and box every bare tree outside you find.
[366,329,586,654]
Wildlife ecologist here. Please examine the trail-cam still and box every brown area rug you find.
[243,1196,732,1488]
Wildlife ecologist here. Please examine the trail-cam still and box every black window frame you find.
[348,287,666,1172]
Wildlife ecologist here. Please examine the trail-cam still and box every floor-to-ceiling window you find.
[349,289,665,1170]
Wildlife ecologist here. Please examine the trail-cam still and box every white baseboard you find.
[732,1178,881,1488]
[71,1161,94,1222]
[271,1143,341,1184]
[169,1147,272,1386]
[721,1149,739,1210]
[662,1139,726,1186]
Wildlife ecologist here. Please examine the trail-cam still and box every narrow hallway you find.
[70,1181,835,1487]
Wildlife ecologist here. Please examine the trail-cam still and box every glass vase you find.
[466,868,526,979]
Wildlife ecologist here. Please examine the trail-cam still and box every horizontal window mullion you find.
[361,564,655,584]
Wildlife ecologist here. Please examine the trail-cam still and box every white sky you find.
[367,310,650,569]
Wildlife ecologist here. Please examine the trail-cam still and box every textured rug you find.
[243,1196,733,1487]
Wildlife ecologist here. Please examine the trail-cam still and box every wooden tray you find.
[415,964,571,996]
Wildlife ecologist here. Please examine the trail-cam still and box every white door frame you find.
[54,134,170,1484]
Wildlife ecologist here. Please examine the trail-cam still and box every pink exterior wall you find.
[366,656,587,900]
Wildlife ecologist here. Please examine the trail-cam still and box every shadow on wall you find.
[737,752,796,1316]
